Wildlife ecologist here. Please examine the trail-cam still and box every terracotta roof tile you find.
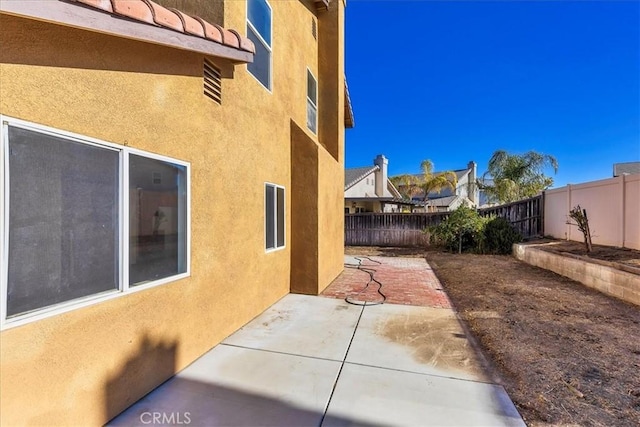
[193,17,223,44]
[220,27,240,49]
[74,0,255,54]
[170,9,205,38]
[146,1,182,32]
[110,0,154,25]
[238,36,255,54]
[77,0,113,13]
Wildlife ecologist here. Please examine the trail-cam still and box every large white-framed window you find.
[307,68,318,134]
[0,116,190,329]
[247,0,272,90]
[265,182,285,251]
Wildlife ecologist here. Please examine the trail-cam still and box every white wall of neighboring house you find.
[456,161,478,205]
[373,154,393,198]
[457,177,469,199]
[345,171,377,198]
[449,196,467,211]
[545,174,640,250]
[345,200,381,213]
[345,200,401,213]
[345,155,398,213]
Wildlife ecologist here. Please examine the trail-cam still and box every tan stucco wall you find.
[155,0,224,25]
[290,0,345,295]
[0,0,345,423]
[316,0,345,292]
[624,176,640,250]
[290,121,320,294]
[318,149,345,292]
[544,175,640,250]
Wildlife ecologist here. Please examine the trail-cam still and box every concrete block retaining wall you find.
[513,243,640,306]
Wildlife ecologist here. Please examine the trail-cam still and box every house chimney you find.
[374,154,388,197]
[467,161,477,205]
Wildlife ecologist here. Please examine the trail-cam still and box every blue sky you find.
[344,0,640,187]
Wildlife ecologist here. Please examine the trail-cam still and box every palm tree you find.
[479,150,558,203]
[390,160,458,213]
[390,174,421,200]
[419,160,458,201]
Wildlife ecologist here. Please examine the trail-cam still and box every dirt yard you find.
[345,246,640,427]
[534,239,640,270]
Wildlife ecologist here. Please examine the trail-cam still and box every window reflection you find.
[129,155,187,285]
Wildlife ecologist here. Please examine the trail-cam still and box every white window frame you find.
[246,0,273,91]
[0,116,191,330]
[306,68,318,134]
[264,182,285,252]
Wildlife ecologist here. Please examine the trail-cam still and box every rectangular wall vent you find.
[204,58,222,104]
[311,18,317,40]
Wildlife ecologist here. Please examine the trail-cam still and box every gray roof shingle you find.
[613,162,640,176]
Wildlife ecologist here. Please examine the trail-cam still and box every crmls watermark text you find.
[140,412,191,425]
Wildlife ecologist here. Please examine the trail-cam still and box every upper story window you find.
[307,69,318,134]
[1,117,190,329]
[247,0,272,90]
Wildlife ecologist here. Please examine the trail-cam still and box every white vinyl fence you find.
[544,174,640,250]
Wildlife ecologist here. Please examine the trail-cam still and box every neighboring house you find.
[344,155,407,213]
[477,177,498,208]
[613,161,640,176]
[0,0,350,425]
[411,161,480,212]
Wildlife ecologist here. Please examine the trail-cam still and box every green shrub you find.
[428,206,490,253]
[483,217,522,254]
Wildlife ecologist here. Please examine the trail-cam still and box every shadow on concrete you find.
[107,374,379,427]
[103,333,377,426]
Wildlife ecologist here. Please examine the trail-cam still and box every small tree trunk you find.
[569,205,593,253]
[583,209,593,253]
[458,234,462,254]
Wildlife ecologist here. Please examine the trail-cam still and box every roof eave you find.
[344,76,355,128]
[387,179,402,198]
[0,0,253,65]
[315,0,331,11]
[345,197,397,202]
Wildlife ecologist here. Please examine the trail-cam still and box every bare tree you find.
[568,205,593,253]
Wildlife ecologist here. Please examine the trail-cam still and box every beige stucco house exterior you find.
[0,0,350,424]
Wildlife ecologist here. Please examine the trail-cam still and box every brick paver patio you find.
[321,256,452,308]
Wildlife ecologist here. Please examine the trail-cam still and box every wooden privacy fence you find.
[478,195,543,239]
[344,213,448,247]
[345,194,544,247]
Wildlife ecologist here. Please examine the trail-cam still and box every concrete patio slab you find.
[110,344,341,427]
[110,257,525,427]
[346,303,487,382]
[323,363,525,427]
[222,293,362,361]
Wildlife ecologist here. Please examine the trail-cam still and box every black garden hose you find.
[344,256,386,306]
